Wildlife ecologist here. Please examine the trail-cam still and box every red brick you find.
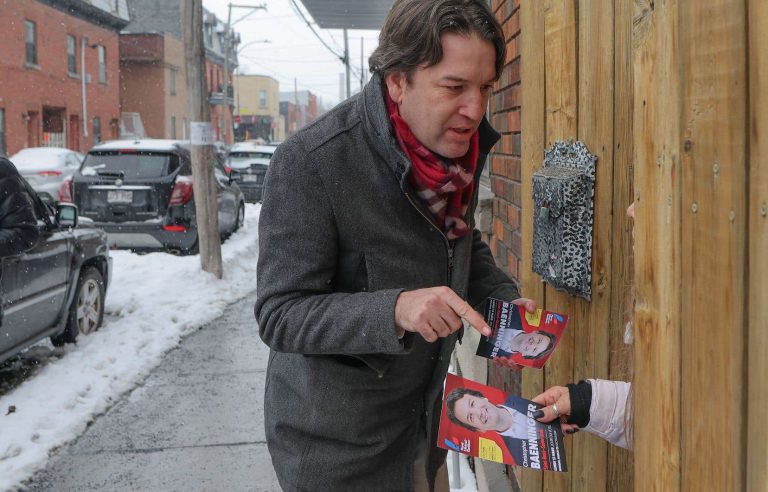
[507,204,521,230]
[0,2,123,153]
[493,217,504,240]
[508,109,520,132]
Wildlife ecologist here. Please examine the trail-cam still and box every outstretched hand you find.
[394,287,491,342]
[531,385,580,434]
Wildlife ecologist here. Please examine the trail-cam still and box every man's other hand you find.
[394,287,491,342]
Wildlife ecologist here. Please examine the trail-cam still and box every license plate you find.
[107,190,133,203]
[243,175,259,182]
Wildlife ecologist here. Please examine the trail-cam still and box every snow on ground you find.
[0,204,262,491]
[0,201,479,492]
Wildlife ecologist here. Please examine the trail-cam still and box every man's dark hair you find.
[520,331,557,360]
[445,387,486,432]
[368,0,506,81]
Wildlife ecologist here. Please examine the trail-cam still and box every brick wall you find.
[489,1,523,487]
[488,0,523,283]
[0,0,123,154]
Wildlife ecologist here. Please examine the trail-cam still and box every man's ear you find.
[384,71,407,104]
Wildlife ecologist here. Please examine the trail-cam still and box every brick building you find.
[0,0,129,156]
[233,74,281,143]
[119,32,188,140]
[278,90,318,139]
[121,0,239,144]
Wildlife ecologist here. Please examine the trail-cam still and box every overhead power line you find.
[287,0,346,64]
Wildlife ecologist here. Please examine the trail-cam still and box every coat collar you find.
[358,76,501,188]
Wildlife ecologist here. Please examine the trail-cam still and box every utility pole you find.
[360,36,364,92]
[182,0,222,278]
[221,3,266,145]
[343,28,351,99]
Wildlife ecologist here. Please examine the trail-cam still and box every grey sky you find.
[203,0,380,107]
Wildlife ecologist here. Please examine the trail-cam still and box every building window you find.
[24,20,37,65]
[93,116,102,143]
[0,109,5,156]
[97,46,107,83]
[170,116,177,139]
[67,35,77,74]
[259,90,267,108]
[170,68,177,95]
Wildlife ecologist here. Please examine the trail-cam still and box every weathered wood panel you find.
[747,1,768,489]
[519,0,546,485]
[631,0,683,490]
[541,1,577,491]
[571,0,614,490]
[678,1,747,490]
[607,0,635,489]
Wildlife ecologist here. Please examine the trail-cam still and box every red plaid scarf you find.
[385,92,479,240]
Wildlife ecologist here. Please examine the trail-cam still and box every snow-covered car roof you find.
[229,157,271,169]
[11,147,74,159]
[228,142,275,154]
[90,139,190,153]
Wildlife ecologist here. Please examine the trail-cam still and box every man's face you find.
[385,33,496,158]
[512,332,551,358]
[453,394,502,432]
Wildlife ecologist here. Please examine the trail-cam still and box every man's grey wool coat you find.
[255,77,521,491]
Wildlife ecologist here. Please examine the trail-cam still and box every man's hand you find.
[394,287,491,342]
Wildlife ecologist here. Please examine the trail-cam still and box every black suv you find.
[1,183,112,365]
[62,140,245,254]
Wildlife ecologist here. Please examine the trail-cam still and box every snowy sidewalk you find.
[25,294,280,491]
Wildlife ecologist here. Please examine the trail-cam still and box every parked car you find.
[225,142,275,202]
[61,139,245,254]
[9,147,84,204]
[0,180,112,365]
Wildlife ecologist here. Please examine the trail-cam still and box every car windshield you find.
[227,151,272,166]
[81,151,178,179]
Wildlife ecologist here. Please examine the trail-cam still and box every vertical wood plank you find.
[747,0,768,489]
[541,1,577,491]
[519,1,546,489]
[632,0,682,490]
[607,0,635,488]
[572,1,614,490]
[678,0,747,490]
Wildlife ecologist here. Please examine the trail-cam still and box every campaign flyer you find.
[475,298,569,369]
[438,373,567,471]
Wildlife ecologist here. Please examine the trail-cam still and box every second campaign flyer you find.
[438,373,567,472]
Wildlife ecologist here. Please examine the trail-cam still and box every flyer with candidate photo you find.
[475,298,569,369]
[438,374,567,471]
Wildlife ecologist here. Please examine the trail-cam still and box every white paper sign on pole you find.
[190,122,214,145]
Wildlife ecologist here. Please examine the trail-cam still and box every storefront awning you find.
[298,0,393,30]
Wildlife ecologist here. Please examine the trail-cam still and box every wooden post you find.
[182,0,223,278]
[678,0,747,489]
[541,2,577,492]
[748,1,768,489]
[632,0,682,489]
[519,0,546,487]
[572,1,614,489]
[607,0,635,488]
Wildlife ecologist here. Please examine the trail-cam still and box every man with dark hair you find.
[256,1,532,490]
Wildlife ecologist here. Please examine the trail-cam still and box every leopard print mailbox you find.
[532,140,596,300]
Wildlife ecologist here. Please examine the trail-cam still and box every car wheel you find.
[50,267,105,346]
[234,203,245,232]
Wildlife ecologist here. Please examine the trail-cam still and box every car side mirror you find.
[228,169,242,183]
[56,203,79,228]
